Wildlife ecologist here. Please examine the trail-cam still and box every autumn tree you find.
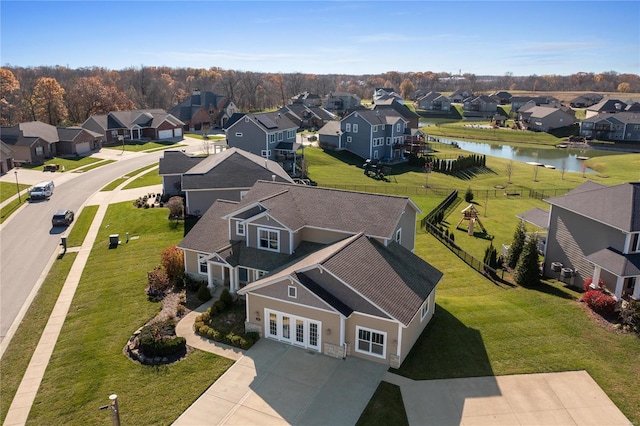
[160,245,184,283]
[617,82,631,93]
[32,77,67,125]
[0,68,21,125]
[400,78,415,99]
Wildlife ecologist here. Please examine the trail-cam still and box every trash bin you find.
[109,234,119,247]
[60,236,67,250]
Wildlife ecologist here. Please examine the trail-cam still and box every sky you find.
[1,1,639,76]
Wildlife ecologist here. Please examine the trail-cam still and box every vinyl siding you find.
[186,189,241,216]
[345,313,399,364]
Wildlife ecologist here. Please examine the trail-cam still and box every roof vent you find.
[272,174,276,182]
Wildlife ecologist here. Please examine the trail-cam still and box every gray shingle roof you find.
[56,126,101,141]
[181,147,294,190]
[516,207,550,230]
[586,247,640,276]
[545,182,640,232]
[158,150,206,175]
[178,199,239,254]
[239,233,442,325]
[1,121,58,147]
[232,181,417,239]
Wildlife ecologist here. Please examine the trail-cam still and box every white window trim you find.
[236,221,245,236]
[346,136,352,143]
[373,150,379,159]
[261,149,271,158]
[396,123,401,132]
[353,123,359,133]
[386,137,391,145]
[288,285,297,298]
[278,131,284,141]
[197,254,208,275]
[346,123,351,132]
[269,133,276,144]
[235,132,243,137]
[420,294,431,321]
[396,228,402,244]
[355,326,386,359]
[258,227,280,252]
[288,129,295,138]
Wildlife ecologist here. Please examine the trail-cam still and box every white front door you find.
[265,309,320,351]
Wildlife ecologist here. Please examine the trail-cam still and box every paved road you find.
[0,138,202,346]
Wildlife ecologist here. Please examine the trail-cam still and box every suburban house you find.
[224,112,301,175]
[178,180,443,366]
[323,92,362,114]
[569,93,603,108]
[517,105,576,132]
[158,150,205,197]
[278,104,335,130]
[585,98,628,118]
[0,121,59,164]
[416,91,451,112]
[291,91,322,107]
[158,147,294,215]
[510,96,560,113]
[448,89,473,103]
[82,109,184,143]
[373,88,403,104]
[490,91,512,105]
[463,95,498,117]
[372,99,420,128]
[317,109,409,162]
[626,102,640,112]
[168,89,237,131]
[1,141,15,174]
[56,127,102,156]
[543,182,640,301]
[579,112,640,142]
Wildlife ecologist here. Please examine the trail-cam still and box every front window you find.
[346,123,351,132]
[278,132,283,141]
[395,228,402,244]
[356,326,386,358]
[35,146,44,156]
[258,228,279,252]
[236,221,245,236]
[198,254,208,275]
[288,285,297,298]
[353,123,358,133]
[396,123,401,132]
[420,293,431,321]
[269,133,276,144]
[261,149,271,158]
[630,233,640,253]
[287,129,295,139]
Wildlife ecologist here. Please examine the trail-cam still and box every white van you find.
[30,181,54,199]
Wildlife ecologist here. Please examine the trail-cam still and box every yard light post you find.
[118,135,125,154]
[14,168,21,203]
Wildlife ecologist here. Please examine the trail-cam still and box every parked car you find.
[52,209,74,227]
[30,181,54,199]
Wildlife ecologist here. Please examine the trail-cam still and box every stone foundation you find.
[323,342,345,359]
[389,354,400,369]
[244,321,262,335]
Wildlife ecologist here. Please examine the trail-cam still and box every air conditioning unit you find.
[551,262,563,272]
[561,268,573,278]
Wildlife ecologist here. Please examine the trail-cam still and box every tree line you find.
[2,65,639,127]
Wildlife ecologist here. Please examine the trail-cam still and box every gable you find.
[251,277,339,313]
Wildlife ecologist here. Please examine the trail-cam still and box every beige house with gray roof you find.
[178,181,443,366]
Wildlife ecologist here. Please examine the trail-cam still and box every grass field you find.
[20,156,106,172]
[103,140,183,152]
[100,163,159,191]
[122,167,161,189]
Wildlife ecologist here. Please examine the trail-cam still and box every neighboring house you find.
[517,106,576,132]
[158,150,207,197]
[463,95,498,116]
[323,92,362,113]
[585,98,628,118]
[416,92,451,112]
[318,109,409,161]
[490,91,512,105]
[56,127,103,156]
[448,89,473,103]
[290,91,322,107]
[626,102,640,112]
[82,109,184,143]
[579,112,640,142]
[372,99,420,128]
[278,104,336,130]
[0,141,15,174]
[159,147,294,215]
[169,89,238,131]
[178,180,443,367]
[224,112,301,175]
[373,88,403,104]
[0,121,58,164]
[569,93,603,108]
[543,181,640,301]
[510,96,559,113]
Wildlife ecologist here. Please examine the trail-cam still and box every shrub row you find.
[581,289,617,316]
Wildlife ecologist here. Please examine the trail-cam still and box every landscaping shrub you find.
[146,265,172,300]
[582,289,617,316]
[483,242,498,271]
[161,245,184,283]
[506,220,526,269]
[219,288,233,307]
[583,277,605,292]
[138,320,186,357]
[193,298,258,350]
[514,236,540,287]
[197,284,212,302]
[619,300,640,334]
[465,187,474,203]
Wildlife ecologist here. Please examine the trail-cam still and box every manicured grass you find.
[26,203,234,425]
[144,143,187,153]
[584,152,640,182]
[356,381,408,426]
[100,164,159,191]
[72,159,115,172]
[123,167,161,189]
[0,181,30,203]
[391,230,640,424]
[185,133,226,140]
[22,156,105,172]
[103,140,182,152]
[0,253,77,424]
[65,205,98,248]
[423,121,564,146]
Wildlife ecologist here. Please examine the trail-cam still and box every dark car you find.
[52,209,74,227]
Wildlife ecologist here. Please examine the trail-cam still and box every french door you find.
[265,309,321,351]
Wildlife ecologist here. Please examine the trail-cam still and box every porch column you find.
[633,277,640,300]
[614,276,624,300]
[230,267,239,294]
[590,267,602,289]
[207,264,214,290]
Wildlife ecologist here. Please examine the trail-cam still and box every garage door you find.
[265,309,321,351]
[158,129,173,140]
[174,128,182,137]
[76,142,90,154]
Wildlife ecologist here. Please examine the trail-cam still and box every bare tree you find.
[506,160,514,184]
[166,196,184,221]
[560,159,567,180]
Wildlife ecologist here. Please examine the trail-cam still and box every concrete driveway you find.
[173,338,387,425]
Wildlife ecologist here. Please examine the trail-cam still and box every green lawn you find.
[71,159,115,172]
[422,121,565,146]
[24,203,234,425]
[0,181,30,203]
[21,156,105,172]
[122,167,161,189]
[356,381,408,426]
[0,181,29,224]
[103,140,183,152]
[65,205,98,248]
[100,163,159,191]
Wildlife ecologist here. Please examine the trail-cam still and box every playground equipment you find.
[457,204,486,235]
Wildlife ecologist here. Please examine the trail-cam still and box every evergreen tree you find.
[506,220,526,269]
[483,242,498,270]
[465,187,474,203]
[514,235,540,287]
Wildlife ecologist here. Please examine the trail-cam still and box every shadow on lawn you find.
[392,304,494,380]
[528,280,581,301]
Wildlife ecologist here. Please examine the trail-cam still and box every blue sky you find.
[1,1,638,76]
